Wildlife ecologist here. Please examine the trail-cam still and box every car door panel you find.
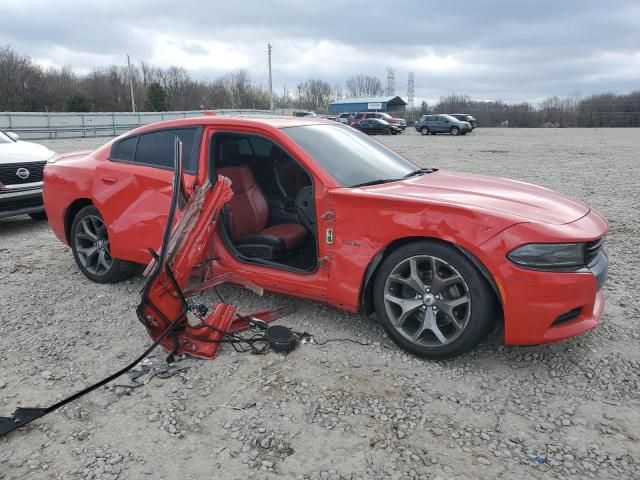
[94,161,195,263]
[94,128,202,264]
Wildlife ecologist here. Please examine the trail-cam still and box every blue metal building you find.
[329,96,407,115]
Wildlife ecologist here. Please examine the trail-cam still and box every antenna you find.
[386,67,395,96]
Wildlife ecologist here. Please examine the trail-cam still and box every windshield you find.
[0,131,14,144]
[283,124,417,187]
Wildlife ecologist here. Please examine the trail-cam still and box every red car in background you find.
[43,117,608,359]
[351,112,406,129]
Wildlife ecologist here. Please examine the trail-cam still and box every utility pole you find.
[127,54,136,112]
[268,43,274,112]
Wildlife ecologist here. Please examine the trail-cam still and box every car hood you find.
[0,140,55,164]
[361,170,589,225]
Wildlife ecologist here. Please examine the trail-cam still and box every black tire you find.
[383,128,391,135]
[450,127,460,136]
[420,127,430,135]
[70,205,136,283]
[373,240,496,359]
[29,211,47,220]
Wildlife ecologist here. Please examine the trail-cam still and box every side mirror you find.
[6,132,19,141]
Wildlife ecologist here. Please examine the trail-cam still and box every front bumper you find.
[478,210,609,345]
[0,186,44,219]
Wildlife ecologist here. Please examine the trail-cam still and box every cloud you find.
[1,0,639,103]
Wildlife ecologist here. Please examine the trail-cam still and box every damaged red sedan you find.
[43,117,608,359]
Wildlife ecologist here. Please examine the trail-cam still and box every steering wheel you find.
[295,186,315,232]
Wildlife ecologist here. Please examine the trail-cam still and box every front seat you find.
[218,166,307,259]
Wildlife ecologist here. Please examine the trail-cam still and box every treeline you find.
[1,45,639,127]
[0,45,341,112]
[416,92,640,128]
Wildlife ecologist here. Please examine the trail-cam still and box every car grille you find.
[0,161,46,186]
[585,237,605,265]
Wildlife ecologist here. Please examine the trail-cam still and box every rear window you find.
[110,128,201,172]
[111,136,137,161]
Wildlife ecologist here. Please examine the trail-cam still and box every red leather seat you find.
[218,166,306,255]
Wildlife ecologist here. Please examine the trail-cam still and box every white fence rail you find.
[0,110,275,140]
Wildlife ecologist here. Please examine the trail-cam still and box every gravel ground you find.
[1,128,639,480]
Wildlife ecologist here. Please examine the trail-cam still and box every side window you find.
[249,136,274,156]
[111,136,137,161]
[113,128,201,172]
[236,138,252,155]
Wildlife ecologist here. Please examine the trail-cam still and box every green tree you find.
[66,93,91,112]
[145,82,168,111]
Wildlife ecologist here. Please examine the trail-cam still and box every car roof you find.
[126,115,335,136]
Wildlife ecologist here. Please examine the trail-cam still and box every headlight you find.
[508,243,585,270]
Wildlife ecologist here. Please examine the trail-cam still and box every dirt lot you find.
[1,128,639,480]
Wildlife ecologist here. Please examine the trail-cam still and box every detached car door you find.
[94,127,203,264]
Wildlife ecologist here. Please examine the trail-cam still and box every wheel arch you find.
[359,236,502,315]
[64,198,94,243]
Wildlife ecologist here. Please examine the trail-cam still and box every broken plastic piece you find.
[0,408,48,437]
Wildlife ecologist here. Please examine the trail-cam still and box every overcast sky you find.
[1,0,639,104]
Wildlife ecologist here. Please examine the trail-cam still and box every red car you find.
[351,112,406,129]
[43,117,608,359]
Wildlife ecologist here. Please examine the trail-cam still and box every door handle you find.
[100,175,117,184]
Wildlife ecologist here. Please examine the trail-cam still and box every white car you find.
[336,113,351,124]
[0,131,56,220]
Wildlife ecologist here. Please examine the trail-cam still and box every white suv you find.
[0,131,56,220]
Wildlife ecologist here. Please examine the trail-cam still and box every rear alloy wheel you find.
[71,205,135,283]
[420,127,430,135]
[373,241,495,359]
[450,126,460,136]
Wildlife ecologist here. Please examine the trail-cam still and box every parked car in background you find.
[0,130,56,220]
[352,112,406,130]
[293,111,317,117]
[450,114,477,129]
[43,116,609,359]
[353,118,402,135]
[336,113,351,124]
[414,115,472,136]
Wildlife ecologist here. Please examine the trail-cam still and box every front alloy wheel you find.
[384,255,471,347]
[373,241,496,359]
[450,126,460,136]
[420,127,430,135]
[71,205,135,283]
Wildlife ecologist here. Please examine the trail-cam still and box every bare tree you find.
[296,79,335,112]
[345,74,383,98]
